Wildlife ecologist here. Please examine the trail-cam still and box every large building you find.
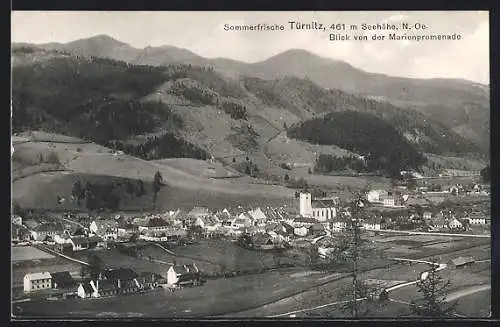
[24,272,52,292]
[299,192,337,222]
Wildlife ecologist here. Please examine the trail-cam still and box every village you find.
[11,175,491,309]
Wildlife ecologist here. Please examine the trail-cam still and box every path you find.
[378,229,490,238]
[444,284,490,302]
[34,244,89,266]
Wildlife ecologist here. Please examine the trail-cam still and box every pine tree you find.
[410,262,457,317]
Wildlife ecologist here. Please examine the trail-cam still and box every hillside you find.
[11,134,293,210]
[11,44,487,209]
[287,111,428,177]
[16,35,489,151]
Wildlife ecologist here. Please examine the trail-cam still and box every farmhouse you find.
[367,190,389,203]
[188,207,211,219]
[89,219,118,240]
[362,219,382,231]
[166,264,201,287]
[138,218,171,232]
[247,207,267,221]
[232,215,253,228]
[30,222,64,241]
[24,272,52,292]
[51,271,76,290]
[448,218,463,230]
[294,226,309,237]
[449,256,475,268]
[12,214,23,226]
[194,215,221,232]
[117,222,139,238]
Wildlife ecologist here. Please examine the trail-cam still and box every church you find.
[299,192,337,222]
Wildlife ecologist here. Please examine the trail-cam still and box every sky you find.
[11,11,489,84]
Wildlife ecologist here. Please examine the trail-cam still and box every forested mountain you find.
[16,35,489,152]
[11,44,486,182]
[287,111,428,177]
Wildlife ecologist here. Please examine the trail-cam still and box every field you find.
[141,239,312,274]
[16,268,343,318]
[13,227,490,318]
[12,246,55,262]
[11,135,296,210]
[11,256,82,291]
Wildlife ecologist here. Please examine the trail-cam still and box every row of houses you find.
[24,264,202,297]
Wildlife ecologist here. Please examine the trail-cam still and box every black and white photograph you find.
[11,10,491,319]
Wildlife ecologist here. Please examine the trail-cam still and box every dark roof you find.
[451,256,475,266]
[145,218,169,227]
[70,236,89,245]
[172,264,198,275]
[97,279,118,291]
[294,217,318,224]
[34,222,64,232]
[253,233,273,246]
[310,223,325,231]
[51,271,74,286]
[81,282,94,294]
[312,200,337,208]
[88,235,103,243]
[104,268,138,281]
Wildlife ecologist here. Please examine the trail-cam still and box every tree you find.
[72,180,84,205]
[87,253,103,280]
[319,196,383,317]
[232,157,236,163]
[136,179,145,196]
[407,178,417,191]
[284,174,290,182]
[480,165,490,183]
[152,171,164,205]
[237,232,254,249]
[410,262,457,317]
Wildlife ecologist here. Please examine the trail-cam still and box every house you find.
[30,222,64,241]
[362,219,382,231]
[292,217,318,228]
[136,272,164,290]
[309,223,325,236]
[194,215,221,231]
[89,220,118,240]
[188,207,211,219]
[51,271,75,290]
[468,215,487,225]
[423,211,433,220]
[117,222,139,238]
[448,218,463,230]
[24,272,52,292]
[449,256,475,268]
[294,226,309,237]
[78,271,140,298]
[253,233,281,250]
[138,218,171,232]
[366,190,389,203]
[166,264,201,287]
[329,220,347,232]
[12,224,30,242]
[429,213,448,230]
[247,207,267,221]
[77,282,95,298]
[232,216,252,228]
[12,214,23,226]
[69,236,89,251]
